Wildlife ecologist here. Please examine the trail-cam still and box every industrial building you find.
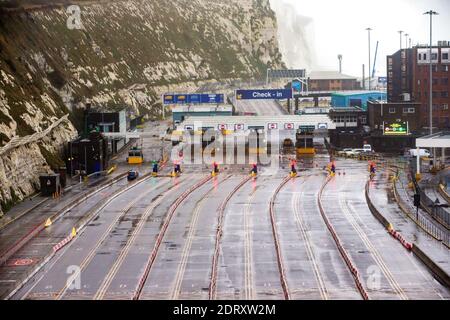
[367,101,422,134]
[331,91,387,110]
[307,71,360,91]
[65,131,109,176]
[84,107,129,154]
[328,106,368,149]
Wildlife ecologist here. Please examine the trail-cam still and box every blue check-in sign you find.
[163,93,224,105]
[236,89,292,100]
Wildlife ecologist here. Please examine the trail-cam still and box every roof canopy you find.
[308,71,357,80]
[416,132,450,148]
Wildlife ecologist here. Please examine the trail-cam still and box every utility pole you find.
[362,64,365,90]
[424,10,438,135]
[366,28,372,91]
[338,54,343,73]
[424,10,439,169]
[398,30,403,50]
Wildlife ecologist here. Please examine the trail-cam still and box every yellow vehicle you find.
[296,129,315,156]
[127,147,144,164]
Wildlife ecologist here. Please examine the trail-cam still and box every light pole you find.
[366,27,372,90]
[424,10,438,135]
[398,30,403,50]
[404,33,409,49]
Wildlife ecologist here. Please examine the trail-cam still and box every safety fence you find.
[366,178,450,287]
[0,115,70,156]
[410,161,450,229]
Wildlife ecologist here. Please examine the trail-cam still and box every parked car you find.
[127,170,139,181]
[337,148,353,156]
[352,149,364,155]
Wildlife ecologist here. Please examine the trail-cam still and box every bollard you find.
[44,218,52,227]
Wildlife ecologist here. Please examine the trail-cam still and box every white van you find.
[409,148,431,157]
[363,144,372,153]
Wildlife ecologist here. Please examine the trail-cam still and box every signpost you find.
[299,125,315,133]
[284,123,294,130]
[163,93,224,105]
[235,89,292,100]
[378,76,388,84]
[383,121,409,135]
[268,123,278,130]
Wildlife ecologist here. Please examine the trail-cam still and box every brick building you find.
[387,42,450,129]
[367,101,422,134]
[308,71,359,91]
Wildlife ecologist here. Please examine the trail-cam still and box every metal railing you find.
[410,161,450,229]
[393,174,449,247]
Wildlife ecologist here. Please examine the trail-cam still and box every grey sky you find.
[270,0,450,77]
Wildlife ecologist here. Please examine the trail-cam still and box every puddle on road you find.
[165,242,179,250]
[88,223,101,227]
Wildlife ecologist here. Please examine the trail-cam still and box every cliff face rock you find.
[0,0,284,214]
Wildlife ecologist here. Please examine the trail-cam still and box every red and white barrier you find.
[53,234,74,253]
[389,229,413,251]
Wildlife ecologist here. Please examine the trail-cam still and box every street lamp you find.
[366,27,372,91]
[404,33,409,49]
[424,10,438,135]
[398,30,403,50]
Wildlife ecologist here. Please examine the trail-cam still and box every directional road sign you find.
[163,93,224,105]
[236,89,292,100]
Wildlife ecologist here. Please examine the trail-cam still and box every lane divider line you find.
[94,177,187,300]
[340,198,408,300]
[170,175,231,300]
[244,189,258,300]
[269,175,292,300]
[317,176,370,300]
[292,184,328,300]
[0,171,129,267]
[55,175,165,300]
[209,175,252,300]
[366,174,450,290]
[14,172,157,300]
[133,174,213,300]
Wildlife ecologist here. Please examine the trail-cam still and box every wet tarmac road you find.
[235,100,286,116]
[320,159,449,300]
[0,175,144,299]
[216,174,285,300]
[274,173,362,299]
[140,174,241,300]
[8,158,450,300]
[16,175,199,300]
